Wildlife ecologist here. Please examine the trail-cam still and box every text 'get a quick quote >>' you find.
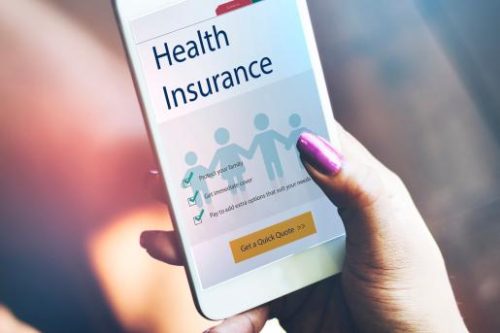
[229,211,317,263]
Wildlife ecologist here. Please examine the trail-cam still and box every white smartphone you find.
[113,0,346,320]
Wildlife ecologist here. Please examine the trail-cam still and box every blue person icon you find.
[182,151,212,207]
[247,114,288,181]
[209,128,249,194]
[286,113,310,168]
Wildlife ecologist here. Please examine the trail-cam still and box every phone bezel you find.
[113,0,346,320]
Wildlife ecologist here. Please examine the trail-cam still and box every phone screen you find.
[129,0,344,288]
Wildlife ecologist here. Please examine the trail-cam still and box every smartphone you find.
[113,0,346,320]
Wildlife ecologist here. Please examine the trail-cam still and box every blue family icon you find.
[183,113,312,198]
[247,114,289,181]
[183,151,212,207]
[286,113,310,168]
[209,128,249,194]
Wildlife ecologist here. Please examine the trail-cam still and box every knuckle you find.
[351,164,409,210]
[349,164,385,208]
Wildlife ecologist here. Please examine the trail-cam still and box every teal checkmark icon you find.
[194,209,205,222]
[183,171,194,187]
[188,190,200,203]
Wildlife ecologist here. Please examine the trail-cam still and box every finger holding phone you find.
[114,0,468,331]
[142,125,468,333]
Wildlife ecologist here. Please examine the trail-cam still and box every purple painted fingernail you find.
[297,132,343,175]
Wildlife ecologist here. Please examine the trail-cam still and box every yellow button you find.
[229,212,317,263]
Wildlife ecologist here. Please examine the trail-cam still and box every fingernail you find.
[139,232,147,248]
[148,169,160,176]
[297,132,343,175]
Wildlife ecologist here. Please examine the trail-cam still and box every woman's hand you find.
[140,123,468,333]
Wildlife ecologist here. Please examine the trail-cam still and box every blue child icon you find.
[209,128,249,194]
[286,113,310,168]
[247,114,289,181]
[182,151,212,207]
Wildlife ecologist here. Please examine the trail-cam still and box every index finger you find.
[140,230,184,266]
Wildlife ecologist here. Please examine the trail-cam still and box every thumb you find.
[297,131,389,212]
[296,130,410,246]
[296,132,468,333]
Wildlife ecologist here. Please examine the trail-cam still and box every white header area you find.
[133,0,312,124]
[132,0,220,44]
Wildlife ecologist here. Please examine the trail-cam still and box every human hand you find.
[140,123,468,333]
[0,305,40,333]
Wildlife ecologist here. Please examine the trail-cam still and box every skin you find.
[0,1,483,331]
[141,122,468,333]
[0,305,40,333]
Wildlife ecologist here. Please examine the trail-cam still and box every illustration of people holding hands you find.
[286,113,310,168]
[209,128,250,194]
[246,114,289,181]
[184,113,312,199]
